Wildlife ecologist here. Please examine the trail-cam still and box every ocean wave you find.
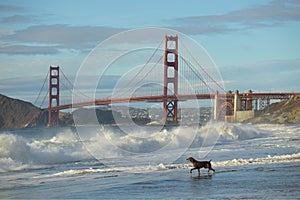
[0,123,291,172]
[190,122,263,148]
[214,152,300,167]
[0,130,92,172]
[79,122,264,159]
[51,163,167,177]
[48,152,300,178]
[168,152,300,170]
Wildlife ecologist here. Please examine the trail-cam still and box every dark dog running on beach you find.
[186,157,215,175]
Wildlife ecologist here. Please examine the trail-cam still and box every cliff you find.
[0,94,44,128]
[248,95,300,124]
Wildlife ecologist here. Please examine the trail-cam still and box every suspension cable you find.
[113,38,164,98]
[181,41,226,93]
[40,88,48,108]
[34,70,49,106]
[60,68,93,100]
[181,57,214,92]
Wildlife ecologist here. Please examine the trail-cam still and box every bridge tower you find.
[163,35,178,124]
[48,66,60,127]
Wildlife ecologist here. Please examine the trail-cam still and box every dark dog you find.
[186,157,215,175]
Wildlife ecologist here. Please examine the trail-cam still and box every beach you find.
[0,123,299,199]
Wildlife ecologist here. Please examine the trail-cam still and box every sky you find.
[0,0,300,106]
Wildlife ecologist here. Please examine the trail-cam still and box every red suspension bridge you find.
[34,35,299,127]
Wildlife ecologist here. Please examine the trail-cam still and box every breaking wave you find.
[168,152,300,170]
[49,152,300,178]
[0,129,91,172]
[0,123,275,172]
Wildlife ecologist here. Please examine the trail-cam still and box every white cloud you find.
[0,25,126,54]
[220,59,300,92]
[168,0,300,35]
[0,4,23,12]
[0,45,59,55]
[0,15,37,24]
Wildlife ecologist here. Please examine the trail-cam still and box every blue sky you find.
[0,0,300,105]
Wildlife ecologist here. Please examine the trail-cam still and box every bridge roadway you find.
[46,92,300,111]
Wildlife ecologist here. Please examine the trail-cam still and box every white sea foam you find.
[51,162,168,177]
[0,123,297,172]
[49,151,300,178]
[80,122,263,159]
[196,123,255,146]
[0,129,92,172]
[166,152,300,171]
[214,152,300,167]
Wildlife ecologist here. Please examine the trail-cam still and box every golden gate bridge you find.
[34,35,300,127]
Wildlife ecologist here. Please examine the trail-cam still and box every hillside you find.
[0,94,44,128]
[248,95,300,124]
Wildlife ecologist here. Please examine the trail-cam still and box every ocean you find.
[0,123,299,199]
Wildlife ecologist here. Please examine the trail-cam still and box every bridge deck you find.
[45,92,300,111]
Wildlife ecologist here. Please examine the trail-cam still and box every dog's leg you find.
[208,163,215,173]
[197,169,200,176]
[190,168,195,174]
[208,168,215,173]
